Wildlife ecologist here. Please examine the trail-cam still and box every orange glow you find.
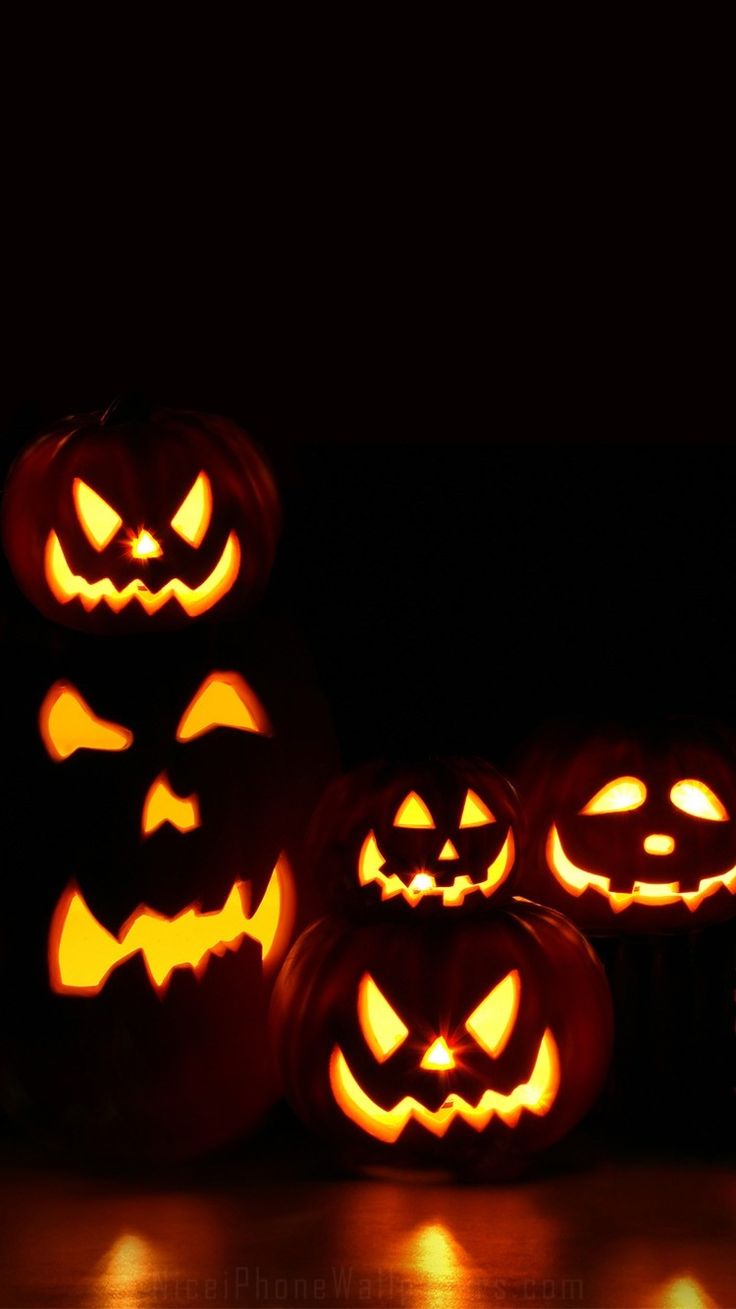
[129,529,163,560]
[438,840,460,861]
[459,790,495,827]
[39,682,133,762]
[643,833,675,855]
[581,776,647,815]
[394,792,436,828]
[176,671,272,741]
[408,872,436,893]
[670,779,729,821]
[49,856,293,994]
[141,773,200,836]
[358,974,409,1062]
[330,1029,560,1143]
[465,970,520,1057]
[547,824,736,911]
[73,478,122,551]
[656,1277,717,1309]
[170,471,212,547]
[358,829,515,906]
[44,529,240,616]
[420,1037,455,1071]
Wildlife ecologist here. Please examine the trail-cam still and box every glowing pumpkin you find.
[1,397,280,633]
[0,627,336,1161]
[271,905,612,1174]
[306,758,523,917]
[516,721,736,933]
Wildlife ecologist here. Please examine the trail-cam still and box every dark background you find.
[2,18,732,778]
[2,26,732,770]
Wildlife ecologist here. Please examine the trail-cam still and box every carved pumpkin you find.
[271,905,612,1174]
[516,721,736,933]
[306,758,523,917]
[1,397,280,633]
[0,622,336,1161]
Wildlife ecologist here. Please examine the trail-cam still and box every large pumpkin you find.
[0,619,336,1161]
[516,720,736,933]
[306,757,523,918]
[1,398,280,633]
[271,905,612,1174]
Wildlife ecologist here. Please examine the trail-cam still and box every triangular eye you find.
[466,970,520,1057]
[176,672,272,741]
[73,479,123,551]
[39,682,133,761]
[670,779,729,821]
[580,776,647,815]
[358,973,409,1062]
[459,789,495,827]
[393,792,435,828]
[170,472,212,547]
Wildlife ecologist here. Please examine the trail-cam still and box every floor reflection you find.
[0,1157,732,1307]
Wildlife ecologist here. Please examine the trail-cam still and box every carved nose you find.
[421,1036,455,1071]
[130,529,162,560]
[438,840,460,861]
[643,833,676,855]
[142,772,200,836]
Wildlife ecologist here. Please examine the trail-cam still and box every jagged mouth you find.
[329,1030,559,1142]
[357,830,515,906]
[44,530,241,616]
[547,825,736,912]
[48,856,293,995]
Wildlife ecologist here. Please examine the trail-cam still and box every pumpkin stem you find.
[101,393,154,426]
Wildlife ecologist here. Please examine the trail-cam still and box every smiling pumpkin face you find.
[272,907,612,1172]
[518,724,736,933]
[307,758,523,916]
[1,399,280,632]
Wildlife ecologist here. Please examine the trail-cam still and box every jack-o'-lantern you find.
[1,397,280,633]
[516,721,736,933]
[0,626,336,1161]
[306,758,523,917]
[271,905,612,1174]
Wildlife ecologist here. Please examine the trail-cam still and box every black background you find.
[1,23,732,779]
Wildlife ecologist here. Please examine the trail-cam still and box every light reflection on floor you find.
[0,1159,732,1308]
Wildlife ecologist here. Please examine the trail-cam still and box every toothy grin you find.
[358,830,515,906]
[547,825,736,912]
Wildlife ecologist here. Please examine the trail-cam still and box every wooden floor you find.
[0,1141,733,1309]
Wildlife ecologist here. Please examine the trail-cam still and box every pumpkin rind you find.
[271,904,612,1174]
[1,404,281,633]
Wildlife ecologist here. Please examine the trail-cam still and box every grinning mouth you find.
[547,825,736,912]
[357,830,515,906]
[330,1030,559,1142]
[49,856,293,995]
[44,530,241,617]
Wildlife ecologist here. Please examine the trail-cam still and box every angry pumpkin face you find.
[306,758,523,916]
[39,671,294,995]
[1,399,280,633]
[271,908,612,1172]
[517,722,736,933]
[0,631,336,1162]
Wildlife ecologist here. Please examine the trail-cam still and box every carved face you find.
[272,908,612,1171]
[1,403,280,632]
[517,725,736,932]
[307,758,523,915]
[39,671,295,993]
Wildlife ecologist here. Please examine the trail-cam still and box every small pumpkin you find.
[306,757,523,917]
[1,397,280,633]
[271,904,612,1174]
[516,720,736,933]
